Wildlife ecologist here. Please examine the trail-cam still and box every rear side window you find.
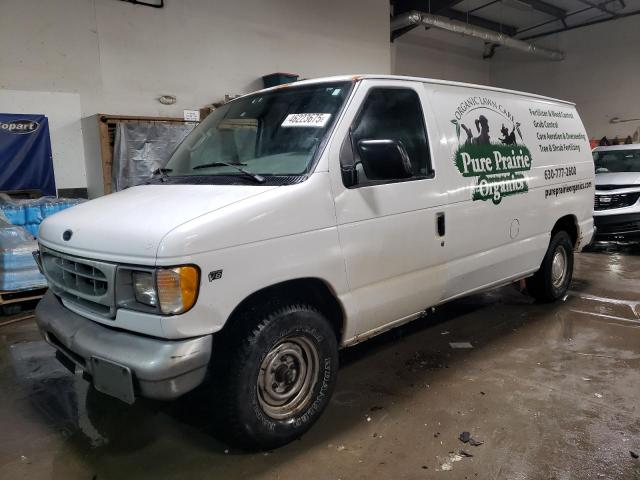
[351,88,431,178]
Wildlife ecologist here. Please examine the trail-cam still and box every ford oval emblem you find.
[62,230,73,241]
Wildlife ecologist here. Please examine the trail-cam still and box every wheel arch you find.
[220,277,346,344]
[551,214,579,248]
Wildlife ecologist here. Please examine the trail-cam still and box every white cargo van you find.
[34,75,594,449]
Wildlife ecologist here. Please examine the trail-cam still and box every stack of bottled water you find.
[0,195,83,238]
[0,195,83,291]
[0,212,46,291]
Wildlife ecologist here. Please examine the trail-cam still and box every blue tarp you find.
[0,114,55,196]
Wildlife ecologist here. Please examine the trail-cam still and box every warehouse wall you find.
[0,0,391,195]
[490,15,640,141]
[392,30,491,85]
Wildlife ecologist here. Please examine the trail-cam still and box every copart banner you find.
[0,114,55,195]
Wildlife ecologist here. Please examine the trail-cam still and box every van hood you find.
[595,172,640,187]
[38,184,277,264]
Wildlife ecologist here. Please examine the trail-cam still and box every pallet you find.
[0,286,47,316]
[0,312,35,327]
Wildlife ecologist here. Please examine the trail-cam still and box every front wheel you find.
[526,230,574,302]
[215,304,338,450]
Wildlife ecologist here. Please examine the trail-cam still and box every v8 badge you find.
[208,270,223,282]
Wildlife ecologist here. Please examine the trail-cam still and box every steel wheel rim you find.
[257,336,320,420]
[551,246,568,288]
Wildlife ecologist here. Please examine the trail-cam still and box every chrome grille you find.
[594,192,640,211]
[596,184,638,191]
[51,256,108,295]
[40,247,117,318]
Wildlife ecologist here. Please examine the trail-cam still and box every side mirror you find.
[356,139,413,181]
[341,165,358,187]
[340,133,359,188]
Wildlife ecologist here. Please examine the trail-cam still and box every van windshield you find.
[593,149,640,173]
[163,82,351,182]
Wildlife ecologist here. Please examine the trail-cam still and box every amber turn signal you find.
[156,266,199,314]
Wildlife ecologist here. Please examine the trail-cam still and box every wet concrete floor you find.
[1,244,640,479]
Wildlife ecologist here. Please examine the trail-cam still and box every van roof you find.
[593,143,640,151]
[263,74,576,107]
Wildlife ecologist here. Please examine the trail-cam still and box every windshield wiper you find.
[192,162,265,183]
[150,167,173,183]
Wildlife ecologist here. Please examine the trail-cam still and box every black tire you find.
[527,230,574,302]
[213,303,338,450]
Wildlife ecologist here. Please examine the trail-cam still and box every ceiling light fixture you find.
[158,95,177,105]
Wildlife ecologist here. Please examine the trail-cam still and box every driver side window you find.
[351,88,431,182]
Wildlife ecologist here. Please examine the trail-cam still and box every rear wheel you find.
[527,231,574,302]
[213,303,338,450]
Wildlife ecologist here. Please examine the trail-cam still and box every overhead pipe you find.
[391,11,565,61]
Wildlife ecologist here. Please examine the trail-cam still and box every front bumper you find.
[593,212,640,240]
[35,291,212,402]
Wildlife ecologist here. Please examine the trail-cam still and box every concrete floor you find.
[1,245,640,480]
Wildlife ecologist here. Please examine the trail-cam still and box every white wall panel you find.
[0,89,86,191]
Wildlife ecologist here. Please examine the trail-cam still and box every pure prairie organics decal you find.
[451,96,532,205]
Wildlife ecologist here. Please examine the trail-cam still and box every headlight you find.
[156,266,200,314]
[120,265,200,315]
[132,271,157,307]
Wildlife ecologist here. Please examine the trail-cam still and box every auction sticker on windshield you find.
[282,113,331,128]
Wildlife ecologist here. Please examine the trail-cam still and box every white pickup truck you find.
[35,75,594,449]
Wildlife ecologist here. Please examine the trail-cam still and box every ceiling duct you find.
[391,11,565,61]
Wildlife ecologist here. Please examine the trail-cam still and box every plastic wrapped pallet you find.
[0,210,46,291]
[0,195,84,239]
